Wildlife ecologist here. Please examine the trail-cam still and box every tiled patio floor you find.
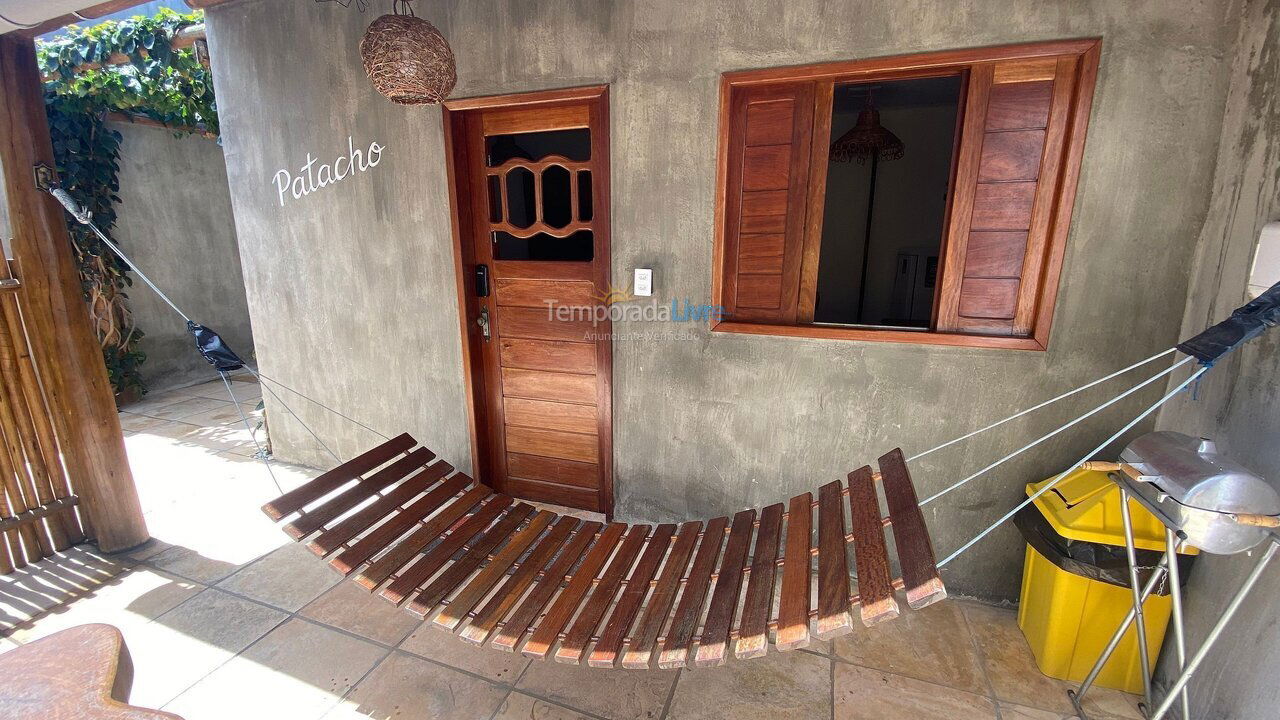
[0,376,1145,719]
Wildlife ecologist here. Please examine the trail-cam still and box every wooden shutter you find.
[720,82,815,323]
[937,57,1081,337]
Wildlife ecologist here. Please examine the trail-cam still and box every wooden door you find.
[445,87,612,516]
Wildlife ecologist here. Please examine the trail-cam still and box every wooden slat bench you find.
[261,433,947,668]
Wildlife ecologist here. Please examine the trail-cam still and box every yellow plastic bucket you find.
[1016,468,1196,693]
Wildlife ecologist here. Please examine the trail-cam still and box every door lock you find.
[476,306,491,341]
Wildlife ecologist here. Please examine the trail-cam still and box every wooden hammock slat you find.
[409,501,534,616]
[491,520,602,652]
[556,523,650,664]
[735,502,783,659]
[590,522,676,668]
[776,492,813,650]
[848,465,899,625]
[260,434,951,669]
[284,447,435,540]
[658,515,728,669]
[816,480,853,639]
[879,448,947,609]
[350,471,470,586]
[435,510,556,632]
[621,520,701,669]
[306,458,455,556]
[523,522,627,660]
[696,508,756,667]
[462,515,580,645]
[384,493,512,606]
[334,477,483,577]
[262,432,414,520]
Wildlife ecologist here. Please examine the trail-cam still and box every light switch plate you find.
[634,268,653,296]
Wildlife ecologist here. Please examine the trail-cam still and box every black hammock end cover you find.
[1177,280,1280,365]
[188,321,245,372]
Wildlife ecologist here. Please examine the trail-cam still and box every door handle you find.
[476,306,491,341]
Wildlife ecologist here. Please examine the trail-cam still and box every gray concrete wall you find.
[206,0,1244,601]
[1153,0,1280,716]
[110,121,254,393]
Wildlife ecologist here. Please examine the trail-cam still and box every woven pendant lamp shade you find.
[360,7,457,105]
[830,107,905,164]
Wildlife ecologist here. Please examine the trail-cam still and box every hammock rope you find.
[907,346,1178,463]
[939,362,1209,568]
[918,353,1195,508]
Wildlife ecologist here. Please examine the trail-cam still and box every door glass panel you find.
[486,175,503,223]
[542,165,572,229]
[486,128,590,166]
[493,230,593,261]
[578,171,593,222]
[505,167,536,228]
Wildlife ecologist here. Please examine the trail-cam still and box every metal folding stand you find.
[1068,472,1279,720]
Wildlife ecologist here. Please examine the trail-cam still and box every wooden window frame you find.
[710,38,1102,351]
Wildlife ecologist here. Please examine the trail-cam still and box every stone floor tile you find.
[667,646,829,719]
[132,396,232,422]
[516,657,677,720]
[492,692,596,720]
[147,544,242,585]
[185,378,262,403]
[833,599,987,695]
[8,567,201,643]
[121,389,199,415]
[301,581,419,646]
[120,411,181,434]
[998,700,1137,720]
[961,603,1128,716]
[127,588,288,708]
[399,624,530,684]
[217,543,339,612]
[1070,687,1145,719]
[157,586,289,646]
[178,402,262,428]
[996,703,1070,719]
[324,650,508,720]
[833,663,998,720]
[163,618,385,720]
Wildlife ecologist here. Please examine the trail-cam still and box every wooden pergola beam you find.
[0,33,147,553]
[11,0,155,38]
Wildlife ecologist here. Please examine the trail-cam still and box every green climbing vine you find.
[37,8,217,397]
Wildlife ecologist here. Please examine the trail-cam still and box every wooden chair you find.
[0,623,183,719]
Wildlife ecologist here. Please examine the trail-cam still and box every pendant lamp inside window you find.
[830,89,905,164]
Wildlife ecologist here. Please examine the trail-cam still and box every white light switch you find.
[634,268,653,296]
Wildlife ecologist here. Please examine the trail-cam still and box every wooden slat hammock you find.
[260,433,946,668]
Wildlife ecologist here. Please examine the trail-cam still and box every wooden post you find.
[0,34,147,552]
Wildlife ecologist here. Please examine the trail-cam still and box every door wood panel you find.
[444,87,613,515]
[496,278,597,308]
[504,397,598,435]
[506,425,599,464]
[499,338,597,375]
[501,368,597,405]
[507,452,599,488]
[498,306,595,343]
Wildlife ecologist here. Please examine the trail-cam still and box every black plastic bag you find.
[187,321,246,372]
[1014,506,1193,594]
[1177,281,1280,365]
